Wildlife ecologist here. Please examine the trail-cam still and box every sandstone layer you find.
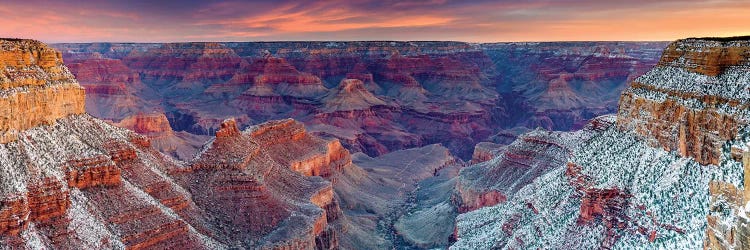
[617,38,750,166]
[0,39,85,143]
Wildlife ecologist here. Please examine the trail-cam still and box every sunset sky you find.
[2,0,749,43]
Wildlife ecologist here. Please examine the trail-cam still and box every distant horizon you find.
[2,0,748,43]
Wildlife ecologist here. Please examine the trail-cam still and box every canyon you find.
[2,35,748,250]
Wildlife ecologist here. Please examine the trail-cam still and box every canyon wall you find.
[0,39,85,143]
[617,38,750,165]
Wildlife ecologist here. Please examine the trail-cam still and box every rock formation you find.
[114,112,209,161]
[455,117,606,213]
[469,142,504,164]
[318,78,388,113]
[617,38,750,165]
[0,39,85,143]
[177,118,343,249]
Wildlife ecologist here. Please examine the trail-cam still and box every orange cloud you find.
[200,3,454,34]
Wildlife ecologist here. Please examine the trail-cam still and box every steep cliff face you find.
[0,39,85,143]
[617,38,750,166]
[451,37,750,249]
[0,39,215,248]
[616,37,750,249]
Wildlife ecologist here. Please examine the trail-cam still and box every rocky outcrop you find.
[617,38,750,165]
[115,112,210,161]
[64,155,122,189]
[318,78,387,113]
[181,118,344,249]
[246,119,352,178]
[657,37,750,76]
[115,112,174,137]
[0,39,85,143]
[470,142,504,164]
[215,118,240,138]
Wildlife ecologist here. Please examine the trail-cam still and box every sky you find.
[1,0,749,43]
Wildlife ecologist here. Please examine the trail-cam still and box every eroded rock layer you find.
[617,38,750,165]
[0,39,85,143]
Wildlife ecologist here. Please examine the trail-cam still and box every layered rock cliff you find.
[0,39,217,248]
[0,39,85,143]
[615,37,750,249]
[617,38,750,165]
